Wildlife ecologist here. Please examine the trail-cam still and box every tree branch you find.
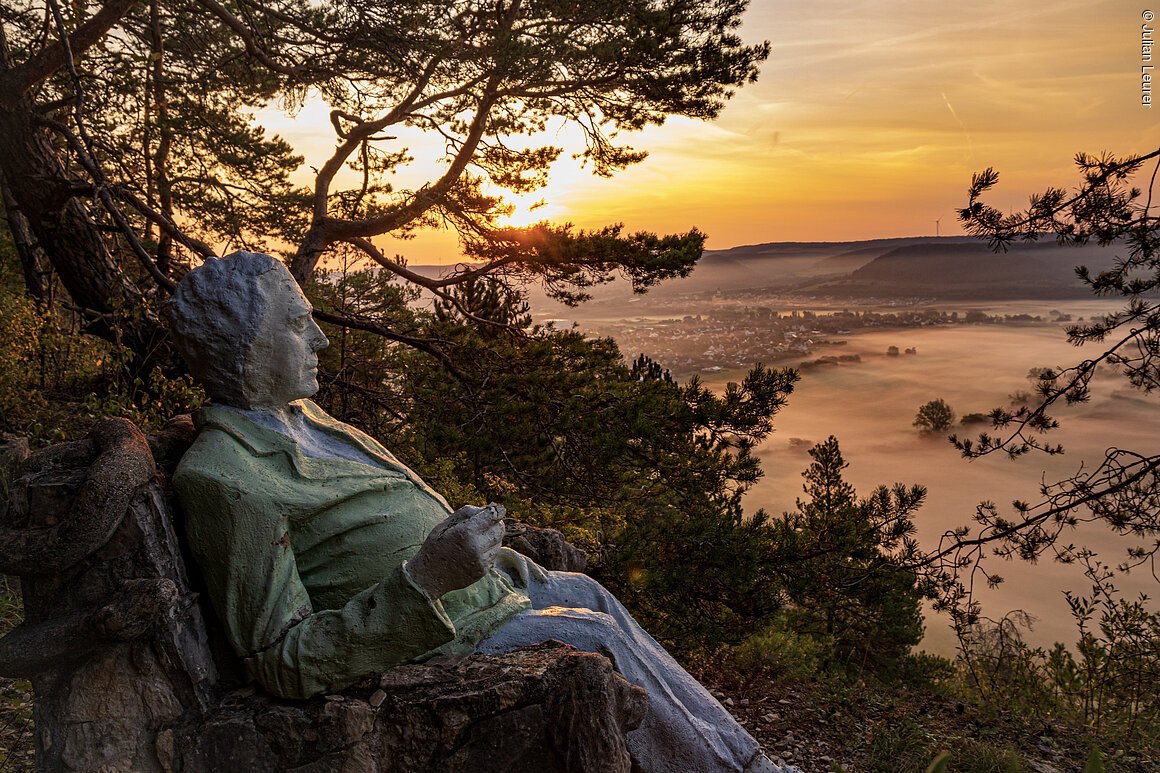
[0,0,140,100]
[310,307,465,381]
[191,0,306,78]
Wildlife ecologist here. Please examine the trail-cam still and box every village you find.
[567,303,1056,377]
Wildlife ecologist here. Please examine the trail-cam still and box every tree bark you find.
[0,21,164,355]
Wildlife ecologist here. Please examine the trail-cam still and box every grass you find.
[0,576,33,771]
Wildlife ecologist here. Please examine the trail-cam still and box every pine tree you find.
[774,437,925,672]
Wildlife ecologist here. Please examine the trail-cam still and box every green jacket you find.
[173,399,530,699]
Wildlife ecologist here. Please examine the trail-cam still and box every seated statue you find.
[168,251,781,773]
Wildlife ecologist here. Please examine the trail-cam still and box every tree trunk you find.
[0,26,163,355]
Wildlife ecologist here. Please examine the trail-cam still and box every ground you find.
[702,671,1155,773]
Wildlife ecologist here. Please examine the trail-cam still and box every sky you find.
[261,0,1160,263]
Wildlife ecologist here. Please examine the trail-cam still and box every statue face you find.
[241,273,330,408]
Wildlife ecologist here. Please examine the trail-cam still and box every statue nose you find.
[308,320,329,351]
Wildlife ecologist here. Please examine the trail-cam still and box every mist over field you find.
[522,236,1160,657]
[703,315,1158,655]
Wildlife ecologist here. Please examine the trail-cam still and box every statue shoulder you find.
[172,422,263,489]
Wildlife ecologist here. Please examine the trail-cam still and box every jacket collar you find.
[193,400,449,510]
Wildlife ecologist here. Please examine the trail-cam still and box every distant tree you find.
[772,437,925,673]
[1007,390,1033,407]
[913,399,955,433]
[959,412,991,427]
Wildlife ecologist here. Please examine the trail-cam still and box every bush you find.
[948,740,1023,773]
[725,625,827,685]
[0,250,203,444]
[895,652,957,692]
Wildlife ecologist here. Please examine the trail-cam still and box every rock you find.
[502,519,587,572]
[1027,762,1065,773]
[174,642,646,773]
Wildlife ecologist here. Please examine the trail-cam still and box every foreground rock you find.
[176,642,646,773]
[0,419,644,772]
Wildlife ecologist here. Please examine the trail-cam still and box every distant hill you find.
[701,235,976,260]
[405,235,1126,309]
[806,240,1119,299]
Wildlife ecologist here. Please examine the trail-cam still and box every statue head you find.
[167,251,329,409]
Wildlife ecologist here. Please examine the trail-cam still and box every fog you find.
[699,305,1159,656]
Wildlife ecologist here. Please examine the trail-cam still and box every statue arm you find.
[176,456,458,699]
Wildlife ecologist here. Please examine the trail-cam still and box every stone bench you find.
[0,418,645,772]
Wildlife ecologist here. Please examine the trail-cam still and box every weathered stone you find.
[502,519,587,573]
[165,642,644,773]
[0,420,218,771]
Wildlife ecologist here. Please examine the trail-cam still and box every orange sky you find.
[260,0,1160,263]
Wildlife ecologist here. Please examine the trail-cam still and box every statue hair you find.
[167,251,291,405]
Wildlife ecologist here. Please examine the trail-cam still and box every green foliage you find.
[944,742,1022,773]
[914,399,956,433]
[771,437,926,674]
[724,622,827,684]
[944,154,1160,739]
[0,235,203,444]
[867,717,934,772]
[895,652,957,693]
[955,594,1160,757]
[1082,746,1106,773]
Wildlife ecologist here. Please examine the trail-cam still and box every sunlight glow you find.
[254,0,1158,263]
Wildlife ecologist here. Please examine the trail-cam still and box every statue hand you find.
[406,503,506,599]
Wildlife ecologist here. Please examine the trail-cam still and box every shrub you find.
[948,740,1023,773]
[867,717,933,772]
[725,625,827,685]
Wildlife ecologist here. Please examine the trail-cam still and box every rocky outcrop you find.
[503,519,588,573]
[174,643,646,773]
[0,419,645,772]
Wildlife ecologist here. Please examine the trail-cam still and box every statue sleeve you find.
[176,449,457,699]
